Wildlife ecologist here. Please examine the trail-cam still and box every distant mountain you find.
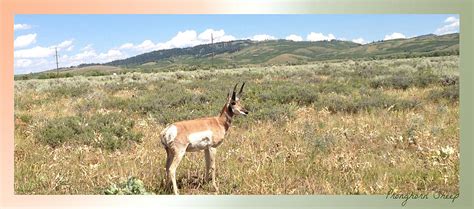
[104,33,458,68]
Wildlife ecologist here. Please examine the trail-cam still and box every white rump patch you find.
[161,125,178,145]
[187,130,213,151]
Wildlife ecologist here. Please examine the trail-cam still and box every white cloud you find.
[119,43,134,49]
[135,40,160,52]
[285,34,303,42]
[352,38,367,44]
[306,32,336,41]
[445,16,458,23]
[50,40,75,52]
[14,33,37,48]
[163,29,235,47]
[198,29,236,43]
[60,46,126,67]
[383,32,406,40]
[14,59,53,74]
[98,49,125,62]
[435,16,459,35]
[14,39,80,73]
[82,44,94,51]
[14,24,32,30]
[14,59,33,68]
[70,49,97,61]
[118,28,237,54]
[55,40,73,49]
[14,39,74,58]
[164,30,200,48]
[14,46,55,58]
[249,34,276,41]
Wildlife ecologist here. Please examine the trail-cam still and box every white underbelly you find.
[186,130,213,152]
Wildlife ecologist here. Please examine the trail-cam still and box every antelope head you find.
[227,82,249,116]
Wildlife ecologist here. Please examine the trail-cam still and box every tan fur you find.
[171,117,226,149]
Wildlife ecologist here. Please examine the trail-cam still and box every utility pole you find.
[55,47,59,76]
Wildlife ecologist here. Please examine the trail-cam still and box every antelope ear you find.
[226,89,232,102]
[226,92,230,100]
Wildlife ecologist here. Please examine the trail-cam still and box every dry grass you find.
[14,56,459,195]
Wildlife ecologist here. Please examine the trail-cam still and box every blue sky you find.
[14,14,459,74]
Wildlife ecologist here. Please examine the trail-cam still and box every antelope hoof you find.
[211,183,219,193]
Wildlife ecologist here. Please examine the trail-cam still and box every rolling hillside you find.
[15,33,459,80]
[106,33,458,68]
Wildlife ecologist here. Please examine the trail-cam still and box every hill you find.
[105,33,458,69]
[15,33,459,79]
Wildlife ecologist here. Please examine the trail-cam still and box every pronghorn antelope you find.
[160,82,249,195]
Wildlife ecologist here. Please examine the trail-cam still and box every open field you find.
[14,56,459,195]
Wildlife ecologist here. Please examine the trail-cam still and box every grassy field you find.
[14,56,459,195]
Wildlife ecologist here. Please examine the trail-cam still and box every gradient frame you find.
[0,0,473,209]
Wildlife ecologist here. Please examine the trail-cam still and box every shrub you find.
[299,122,335,153]
[104,177,154,195]
[413,68,438,88]
[16,113,33,124]
[49,83,91,98]
[86,70,107,77]
[38,73,57,79]
[316,92,420,114]
[38,113,143,150]
[258,84,318,106]
[318,81,354,95]
[353,65,385,78]
[389,74,412,90]
[369,67,440,90]
[427,85,459,103]
[370,74,412,90]
[89,113,143,151]
[317,93,354,113]
[248,103,296,122]
[38,116,87,148]
[312,133,336,153]
[440,75,459,86]
[14,74,31,80]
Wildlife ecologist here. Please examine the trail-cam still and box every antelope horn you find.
[232,82,239,100]
[238,82,246,95]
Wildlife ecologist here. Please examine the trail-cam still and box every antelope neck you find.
[219,103,234,131]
